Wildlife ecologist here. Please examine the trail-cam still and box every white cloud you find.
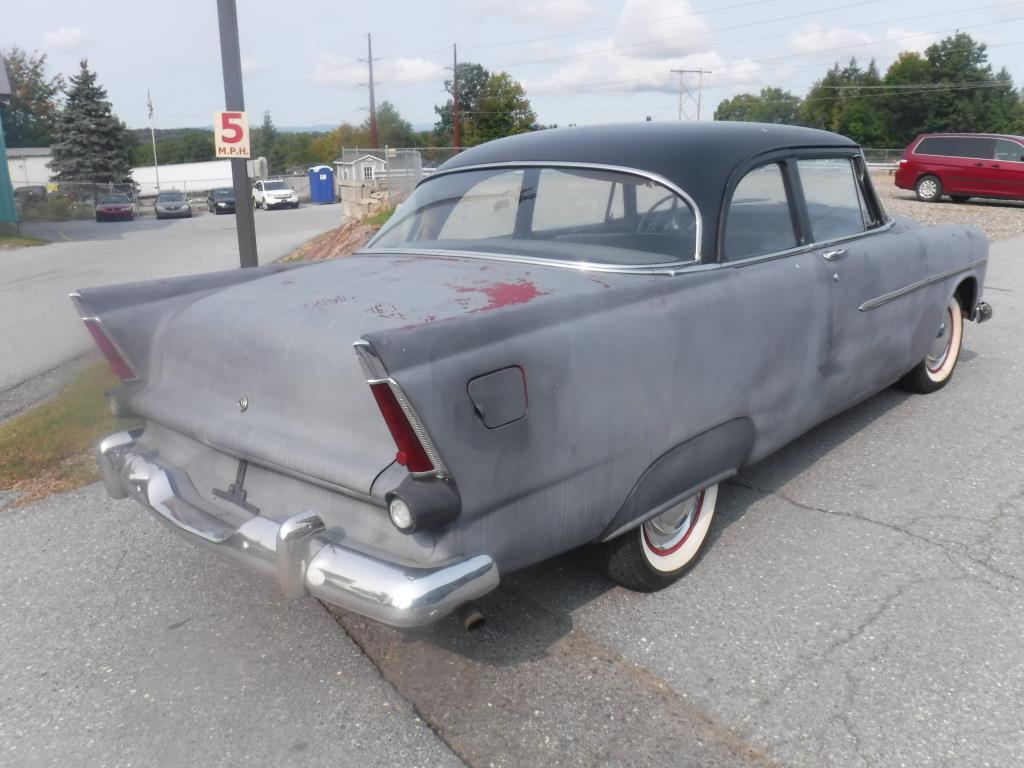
[43,26,85,52]
[526,2,763,97]
[476,0,597,27]
[613,0,711,60]
[788,25,935,62]
[241,58,262,74]
[310,55,444,87]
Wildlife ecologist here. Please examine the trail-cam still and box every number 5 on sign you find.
[214,111,251,158]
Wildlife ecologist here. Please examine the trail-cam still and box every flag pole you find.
[147,90,160,193]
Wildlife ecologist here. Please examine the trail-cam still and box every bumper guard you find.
[98,432,499,627]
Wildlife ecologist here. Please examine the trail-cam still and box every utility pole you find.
[147,91,160,193]
[670,68,712,121]
[216,0,258,268]
[366,33,379,148]
[452,43,461,150]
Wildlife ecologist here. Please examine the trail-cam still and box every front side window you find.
[797,158,866,242]
[369,166,698,266]
[723,163,797,261]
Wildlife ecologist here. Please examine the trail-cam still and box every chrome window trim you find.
[370,160,702,273]
[859,258,987,312]
[724,219,896,269]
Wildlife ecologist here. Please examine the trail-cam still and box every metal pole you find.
[147,91,160,193]
[697,71,704,121]
[216,0,258,268]
[367,33,379,149]
[670,68,684,122]
[453,43,461,149]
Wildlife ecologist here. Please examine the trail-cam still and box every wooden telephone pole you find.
[452,43,461,150]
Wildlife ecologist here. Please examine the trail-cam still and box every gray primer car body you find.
[74,123,990,626]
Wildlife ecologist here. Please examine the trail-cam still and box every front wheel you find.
[915,175,943,202]
[899,295,964,393]
[262,199,269,211]
[593,485,719,592]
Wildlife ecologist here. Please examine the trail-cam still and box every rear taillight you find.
[369,382,434,473]
[82,318,139,381]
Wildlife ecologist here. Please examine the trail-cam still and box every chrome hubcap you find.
[643,491,703,554]
[919,179,937,198]
[926,307,953,372]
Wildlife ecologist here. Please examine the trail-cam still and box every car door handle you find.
[974,162,984,167]
[991,164,1002,168]
[822,248,847,261]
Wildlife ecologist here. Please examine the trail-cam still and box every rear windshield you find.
[99,195,130,204]
[213,188,233,198]
[368,166,698,266]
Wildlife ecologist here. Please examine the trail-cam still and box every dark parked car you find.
[207,187,236,214]
[154,191,192,220]
[895,132,1024,203]
[72,123,992,628]
[14,185,48,206]
[94,194,135,222]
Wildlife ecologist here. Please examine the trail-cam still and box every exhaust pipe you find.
[457,602,486,632]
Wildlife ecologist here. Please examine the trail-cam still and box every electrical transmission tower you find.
[670,68,712,121]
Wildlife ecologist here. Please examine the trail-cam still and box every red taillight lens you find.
[82,318,138,381]
[369,382,434,473]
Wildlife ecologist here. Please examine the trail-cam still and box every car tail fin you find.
[70,293,140,382]
[354,340,447,477]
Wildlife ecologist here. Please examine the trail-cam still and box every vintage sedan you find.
[72,123,992,628]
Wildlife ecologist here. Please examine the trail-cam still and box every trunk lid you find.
[129,252,616,494]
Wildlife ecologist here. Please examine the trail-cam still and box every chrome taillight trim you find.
[354,340,450,478]
[70,291,142,382]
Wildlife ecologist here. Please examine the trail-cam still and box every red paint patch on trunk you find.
[451,279,549,313]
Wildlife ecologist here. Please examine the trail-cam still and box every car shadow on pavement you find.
[344,385,913,668]
[19,216,189,243]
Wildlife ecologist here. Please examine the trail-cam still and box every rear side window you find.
[916,136,994,159]
[532,169,625,231]
[723,163,797,261]
[797,158,866,242]
[994,139,1024,162]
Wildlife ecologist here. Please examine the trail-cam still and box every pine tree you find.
[50,60,130,183]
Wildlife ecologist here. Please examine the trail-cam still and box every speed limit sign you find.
[214,111,251,158]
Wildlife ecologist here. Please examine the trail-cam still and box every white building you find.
[335,153,387,182]
[131,157,268,197]
[6,147,54,188]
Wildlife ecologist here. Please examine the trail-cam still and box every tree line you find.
[714,33,1022,147]
[1,47,542,180]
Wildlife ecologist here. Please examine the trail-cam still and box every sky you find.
[5,0,1024,134]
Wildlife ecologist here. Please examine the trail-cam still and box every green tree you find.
[714,87,801,124]
[365,101,415,147]
[464,72,536,145]
[252,110,284,171]
[1,47,64,146]
[50,60,130,183]
[309,121,370,164]
[434,62,490,143]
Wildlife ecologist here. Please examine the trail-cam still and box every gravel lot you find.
[871,170,1024,242]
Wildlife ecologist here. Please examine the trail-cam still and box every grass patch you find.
[0,233,47,248]
[364,206,394,227]
[0,361,139,506]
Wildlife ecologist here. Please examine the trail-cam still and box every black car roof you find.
[440,122,855,183]
[436,122,858,256]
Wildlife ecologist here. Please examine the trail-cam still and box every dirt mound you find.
[283,219,381,263]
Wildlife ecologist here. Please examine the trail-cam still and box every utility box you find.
[308,165,335,204]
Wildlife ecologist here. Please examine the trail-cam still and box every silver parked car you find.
[154,191,192,220]
[72,123,992,628]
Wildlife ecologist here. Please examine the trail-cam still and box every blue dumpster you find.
[308,165,335,204]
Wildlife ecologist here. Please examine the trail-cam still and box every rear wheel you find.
[593,485,719,592]
[915,175,943,202]
[899,295,964,393]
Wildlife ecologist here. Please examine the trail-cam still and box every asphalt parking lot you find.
[0,203,342,392]
[2,234,1021,766]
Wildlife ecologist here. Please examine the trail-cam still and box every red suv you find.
[894,133,1024,203]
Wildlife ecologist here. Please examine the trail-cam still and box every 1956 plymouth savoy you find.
[73,123,992,627]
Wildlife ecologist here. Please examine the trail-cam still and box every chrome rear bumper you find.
[97,432,499,627]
